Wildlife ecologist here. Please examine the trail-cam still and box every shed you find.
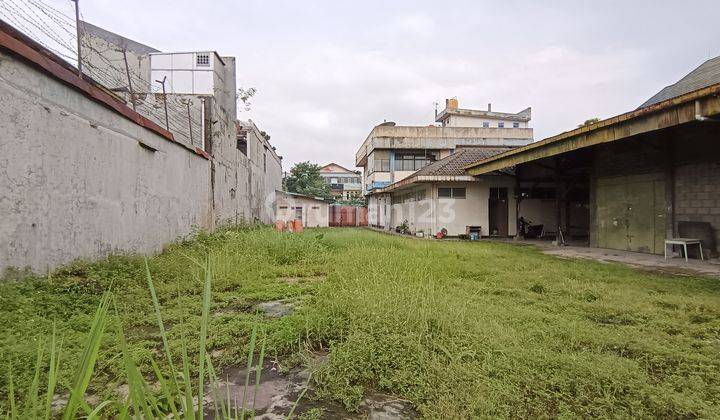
[275,191,329,228]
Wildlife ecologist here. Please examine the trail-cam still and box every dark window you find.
[490,187,508,200]
[498,122,505,128]
[438,188,452,198]
[438,187,466,198]
[236,138,247,155]
[512,122,520,128]
[482,122,490,128]
[394,151,438,171]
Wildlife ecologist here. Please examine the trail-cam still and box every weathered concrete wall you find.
[385,177,517,236]
[0,50,212,274]
[241,120,283,224]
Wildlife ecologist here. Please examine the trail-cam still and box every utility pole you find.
[155,76,170,131]
[122,49,136,111]
[72,0,82,78]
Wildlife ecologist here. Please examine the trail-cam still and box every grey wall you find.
[0,50,212,274]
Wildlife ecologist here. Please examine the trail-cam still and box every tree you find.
[237,87,257,112]
[284,162,332,199]
[578,118,600,127]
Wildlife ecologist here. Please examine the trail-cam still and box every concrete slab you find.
[513,239,720,278]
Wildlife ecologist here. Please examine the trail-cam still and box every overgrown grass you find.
[1,227,719,418]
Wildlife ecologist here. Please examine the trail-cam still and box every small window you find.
[438,187,465,199]
[512,122,520,128]
[482,122,490,128]
[196,54,210,66]
[498,122,505,128]
[236,138,247,155]
[279,206,288,209]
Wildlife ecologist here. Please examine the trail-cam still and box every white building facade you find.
[356,98,533,232]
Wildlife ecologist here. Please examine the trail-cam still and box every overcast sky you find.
[51,1,720,170]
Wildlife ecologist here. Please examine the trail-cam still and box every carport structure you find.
[465,84,720,256]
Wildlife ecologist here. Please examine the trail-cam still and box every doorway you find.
[489,187,509,236]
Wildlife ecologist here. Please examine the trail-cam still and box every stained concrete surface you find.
[521,240,720,278]
[206,358,417,419]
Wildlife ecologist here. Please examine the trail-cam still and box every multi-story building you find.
[355,98,533,232]
[319,163,363,201]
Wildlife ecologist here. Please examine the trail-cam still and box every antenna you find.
[434,101,439,118]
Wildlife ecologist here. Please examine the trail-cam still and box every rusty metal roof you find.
[465,82,720,175]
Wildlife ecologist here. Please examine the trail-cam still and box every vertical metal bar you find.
[186,100,194,145]
[155,76,169,131]
[122,49,135,111]
[72,0,82,78]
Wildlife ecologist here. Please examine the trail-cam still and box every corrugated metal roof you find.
[639,55,720,108]
[414,147,511,177]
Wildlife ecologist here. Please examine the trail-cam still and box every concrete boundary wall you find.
[0,50,212,274]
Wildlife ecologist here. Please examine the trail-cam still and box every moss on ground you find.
[1,226,719,418]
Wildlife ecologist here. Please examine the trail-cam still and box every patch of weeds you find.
[587,311,637,326]
[689,313,714,324]
[581,291,598,302]
[529,283,545,294]
[298,407,325,420]
[655,300,679,310]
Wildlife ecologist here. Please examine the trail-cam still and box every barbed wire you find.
[0,0,206,148]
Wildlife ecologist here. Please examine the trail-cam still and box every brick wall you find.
[674,162,720,254]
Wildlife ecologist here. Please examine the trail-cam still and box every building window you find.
[196,54,210,66]
[512,122,520,128]
[482,122,490,128]
[498,122,505,128]
[237,137,247,156]
[438,187,466,199]
[394,151,438,171]
[372,159,390,173]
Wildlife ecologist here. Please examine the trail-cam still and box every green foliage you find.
[1,227,719,418]
[579,117,601,127]
[284,162,332,199]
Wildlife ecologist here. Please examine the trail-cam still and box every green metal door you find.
[596,174,666,254]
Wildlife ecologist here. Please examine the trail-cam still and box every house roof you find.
[376,147,512,194]
[277,190,328,202]
[639,55,720,108]
[320,163,356,173]
[414,147,512,177]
